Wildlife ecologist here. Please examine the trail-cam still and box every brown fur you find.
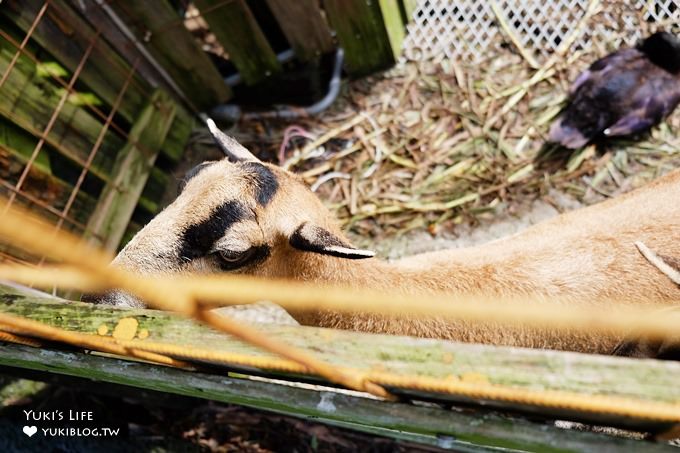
[659,255,680,276]
[104,159,680,355]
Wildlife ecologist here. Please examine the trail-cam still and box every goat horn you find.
[201,114,260,163]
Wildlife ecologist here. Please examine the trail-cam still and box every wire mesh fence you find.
[403,0,680,63]
[0,3,126,265]
[0,0,189,268]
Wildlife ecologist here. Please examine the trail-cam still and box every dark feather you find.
[549,32,680,149]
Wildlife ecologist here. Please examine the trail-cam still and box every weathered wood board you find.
[2,0,151,124]
[0,145,96,227]
[400,0,418,20]
[264,0,334,61]
[109,0,231,109]
[0,284,678,433]
[85,90,176,251]
[194,0,281,86]
[0,35,123,181]
[324,0,405,75]
[379,0,407,60]
[66,0,181,99]
[0,344,675,452]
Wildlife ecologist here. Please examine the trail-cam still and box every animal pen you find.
[0,0,680,451]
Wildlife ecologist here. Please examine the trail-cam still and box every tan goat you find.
[87,127,680,355]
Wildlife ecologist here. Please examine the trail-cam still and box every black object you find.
[549,32,680,148]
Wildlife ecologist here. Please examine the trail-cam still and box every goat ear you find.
[203,116,260,163]
[289,223,375,259]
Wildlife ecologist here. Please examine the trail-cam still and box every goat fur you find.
[101,159,680,355]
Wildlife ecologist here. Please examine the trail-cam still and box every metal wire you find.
[0,27,130,142]
[0,2,167,265]
[0,175,89,233]
[36,59,142,266]
[54,58,140,233]
[0,250,35,267]
[0,0,49,89]
[2,32,99,215]
[0,13,174,156]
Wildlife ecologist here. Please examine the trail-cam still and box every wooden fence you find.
[0,0,413,265]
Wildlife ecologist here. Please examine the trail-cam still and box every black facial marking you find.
[243,162,278,206]
[613,334,680,360]
[290,224,354,256]
[179,162,213,193]
[179,201,248,261]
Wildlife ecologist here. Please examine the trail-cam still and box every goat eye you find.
[213,248,257,270]
[212,245,269,271]
[217,249,251,263]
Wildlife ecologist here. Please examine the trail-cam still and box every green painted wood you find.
[1,0,151,124]
[160,105,194,165]
[111,0,231,109]
[139,167,170,212]
[264,0,334,61]
[0,35,122,181]
[324,0,398,76]
[400,0,418,21]
[379,0,407,60]
[1,285,679,424]
[0,115,50,174]
[133,106,193,223]
[85,90,176,251]
[128,106,194,227]
[193,0,280,85]
[0,343,673,452]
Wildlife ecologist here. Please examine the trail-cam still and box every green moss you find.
[0,378,46,406]
[2,284,680,407]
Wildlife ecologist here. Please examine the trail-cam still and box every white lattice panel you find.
[403,0,680,62]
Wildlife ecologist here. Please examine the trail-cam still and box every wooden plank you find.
[0,137,97,227]
[86,90,176,251]
[139,167,171,214]
[37,2,193,166]
[264,0,334,61]
[400,0,418,21]
[324,0,398,76]
[0,36,123,181]
[66,0,178,96]
[0,114,50,174]
[159,105,194,165]
[1,0,150,123]
[379,0,407,60]
[193,0,281,85]
[111,0,231,109]
[132,106,193,222]
[1,286,679,431]
[0,343,673,451]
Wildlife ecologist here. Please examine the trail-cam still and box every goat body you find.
[89,131,680,355]
[281,170,680,353]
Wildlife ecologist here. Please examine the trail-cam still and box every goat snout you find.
[81,290,144,308]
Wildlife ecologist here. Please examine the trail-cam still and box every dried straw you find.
[234,3,680,241]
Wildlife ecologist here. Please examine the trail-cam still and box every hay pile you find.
[233,10,680,241]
